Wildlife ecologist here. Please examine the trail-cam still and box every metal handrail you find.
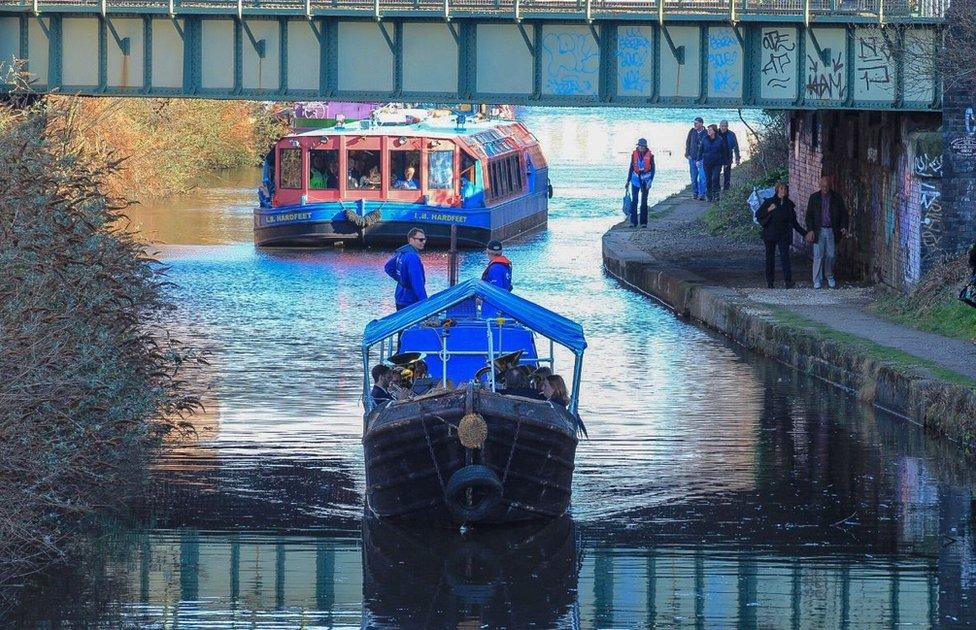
[0,0,948,20]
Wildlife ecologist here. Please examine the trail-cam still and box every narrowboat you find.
[255,109,550,248]
[360,278,587,525]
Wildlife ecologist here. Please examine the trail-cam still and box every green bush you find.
[0,96,201,590]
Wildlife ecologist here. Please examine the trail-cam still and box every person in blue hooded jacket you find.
[481,240,512,319]
[697,124,728,203]
[384,228,428,310]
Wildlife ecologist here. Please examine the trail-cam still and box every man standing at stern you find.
[384,227,428,310]
[626,138,656,228]
[481,239,512,319]
[804,176,849,289]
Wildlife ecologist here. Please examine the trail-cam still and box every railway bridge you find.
[0,0,945,109]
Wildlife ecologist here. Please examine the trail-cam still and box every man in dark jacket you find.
[804,176,849,289]
[684,117,707,200]
[384,227,428,309]
[718,120,740,191]
[698,124,728,202]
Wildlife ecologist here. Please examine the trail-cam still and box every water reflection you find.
[8,108,976,627]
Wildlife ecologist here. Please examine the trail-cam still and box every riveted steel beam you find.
[0,13,943,111]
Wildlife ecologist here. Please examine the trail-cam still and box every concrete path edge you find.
[602,228,976,448]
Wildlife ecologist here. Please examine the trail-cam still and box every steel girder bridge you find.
[0,0,945,109]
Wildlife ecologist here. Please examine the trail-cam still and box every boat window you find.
[488,162,499,200]
[308,149,339,190]
[390,150,421,190]
[278,148,302,189]
[428,150,454,190]
[503,158,514,195]
[510,155,523,192]
[348,150,381,190]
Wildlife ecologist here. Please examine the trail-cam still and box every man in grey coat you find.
[804,176,849,289]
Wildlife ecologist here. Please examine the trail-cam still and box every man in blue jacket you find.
[684,116,707,200]
[481,240,512,319]
[384,228,428,310]
[698,124,728,203]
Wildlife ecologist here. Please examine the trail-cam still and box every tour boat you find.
[360,279,586,525]
[254,108,550,248]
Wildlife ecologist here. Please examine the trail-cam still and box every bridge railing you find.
[0,0,947,19]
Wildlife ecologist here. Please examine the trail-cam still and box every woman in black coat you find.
[755,182,809,288]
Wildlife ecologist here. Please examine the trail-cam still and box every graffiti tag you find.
[855,35,892,92]
[542,32,599,96]
[616,27,651,95]
[708,31,740,95]
[806,53,846,100]
[761,29,795,91]
[913,152,943,178]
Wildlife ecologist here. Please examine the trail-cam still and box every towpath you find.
[607,192,976,382]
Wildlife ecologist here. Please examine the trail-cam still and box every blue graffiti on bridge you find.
[707,31,740,95]
[542,32,599,96]
[616,27,651,95]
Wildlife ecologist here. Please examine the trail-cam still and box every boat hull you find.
[254,190,548,248]
[363,388,578,525]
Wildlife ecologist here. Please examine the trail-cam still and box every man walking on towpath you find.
[626,138,656,228]
[384,227,428,310]
[684,117,707,200]
[718,120,740,191]
[699,124,728,203]
[481,239,512,319]
[804,176,848,289]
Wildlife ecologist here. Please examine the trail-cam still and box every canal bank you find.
[603,192,976,446]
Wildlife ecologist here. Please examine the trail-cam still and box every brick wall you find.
[941,0,976,260]
[788,110,942,291]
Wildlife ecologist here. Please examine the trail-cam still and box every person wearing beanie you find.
[481,239,513,319]
[626,137,655,227]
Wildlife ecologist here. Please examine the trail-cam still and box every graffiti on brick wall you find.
[913,152,943,178]
[919,180,944,256]
[806,52,846,100]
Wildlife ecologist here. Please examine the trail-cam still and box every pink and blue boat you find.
[254,110,550,248]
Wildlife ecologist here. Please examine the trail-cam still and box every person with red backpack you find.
[626,138,656,228]
[481,240,512,319]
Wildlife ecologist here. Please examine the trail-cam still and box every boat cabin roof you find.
[362,279,586,354]
[281,114,545,165]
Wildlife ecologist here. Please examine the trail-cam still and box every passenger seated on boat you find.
[543,375,570,408]
[393,166,419,190]
[499,368,546,400]
[309,154,338,190]
[530,366,553,393]
[360,166,382,190]
[370,364,394,406]
[408,360,438,395]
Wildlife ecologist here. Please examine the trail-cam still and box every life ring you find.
[444,464,502,523]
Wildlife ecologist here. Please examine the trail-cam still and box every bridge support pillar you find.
[938,0,976,269]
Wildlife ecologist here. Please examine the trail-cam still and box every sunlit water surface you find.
[14,109,976,629]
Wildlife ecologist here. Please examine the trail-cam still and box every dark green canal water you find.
[12,109,976,628]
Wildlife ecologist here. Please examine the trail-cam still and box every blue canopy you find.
[362,279,587,354]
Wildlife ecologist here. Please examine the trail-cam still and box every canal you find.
[16,108,976,628]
